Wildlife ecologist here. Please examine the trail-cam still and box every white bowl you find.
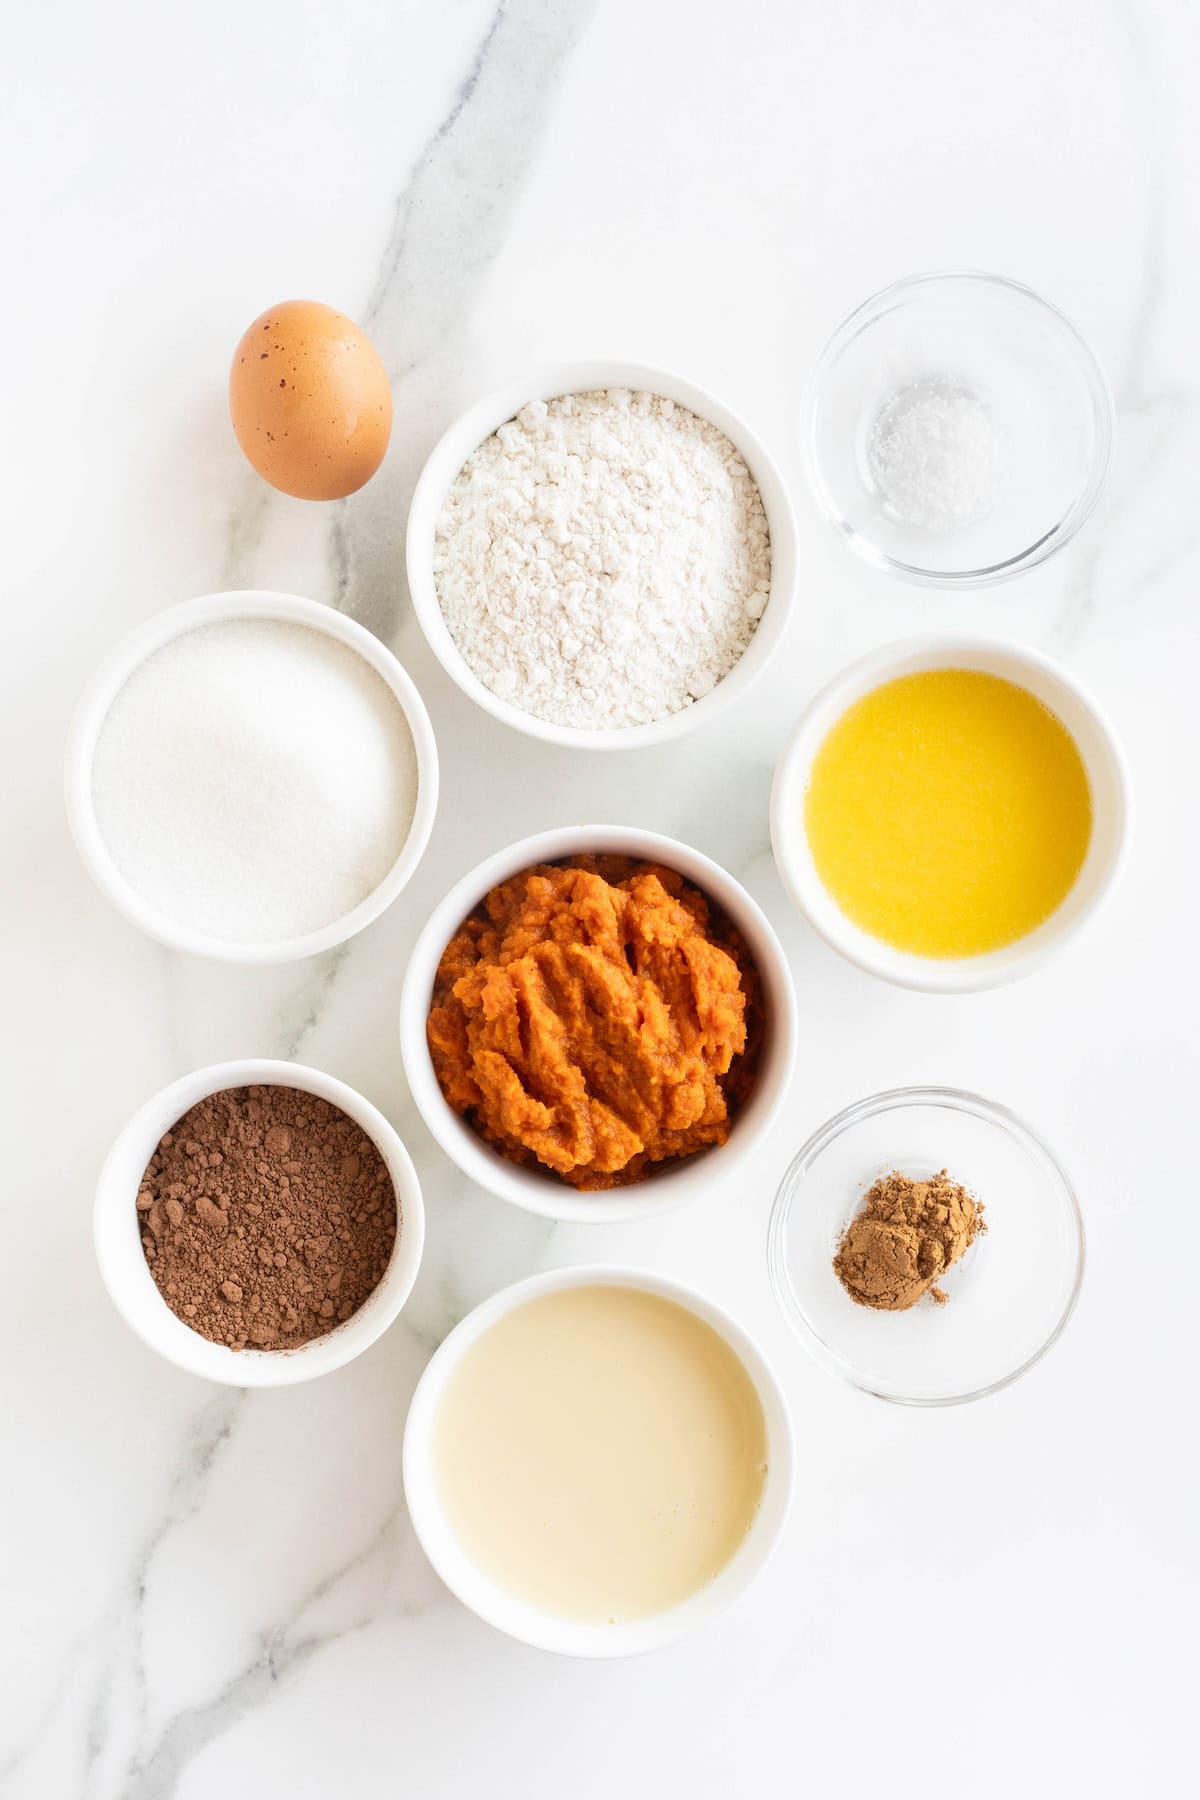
[95,1059,425,1387]
[770,637,1131,993]
[402,1265,794,1656]
[65,590,439,963]
[399,825,798,1221]
[404,360,799,749]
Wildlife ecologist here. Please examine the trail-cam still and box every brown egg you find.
[229,300,392,500]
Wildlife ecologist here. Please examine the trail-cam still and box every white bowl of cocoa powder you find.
[95,1060,425,1385]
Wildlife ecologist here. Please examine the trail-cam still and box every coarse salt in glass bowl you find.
[767,1087,1084,1405]
[801,271,1114,588]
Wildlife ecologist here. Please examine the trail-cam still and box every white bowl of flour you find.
[406,362,798,748]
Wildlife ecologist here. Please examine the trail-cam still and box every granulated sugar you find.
[867,376,1002,533]
[433,390,772,730]
[92,618,418,944]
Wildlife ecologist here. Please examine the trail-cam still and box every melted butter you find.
[804,668,1093,958]
[433,1285,768,1623]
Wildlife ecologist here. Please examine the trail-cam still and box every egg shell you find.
[229,300,392,501]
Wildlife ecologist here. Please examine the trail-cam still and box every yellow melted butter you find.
[804,668,1093,958]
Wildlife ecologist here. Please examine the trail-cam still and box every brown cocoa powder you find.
[137,1085,397,1351]
[833,1168,985,1311]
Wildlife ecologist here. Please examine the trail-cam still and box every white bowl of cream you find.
[402,1265,794,1657]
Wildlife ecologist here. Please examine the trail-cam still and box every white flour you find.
[433,390,772,729]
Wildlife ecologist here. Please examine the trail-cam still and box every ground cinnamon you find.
[137,1085,397,1350]
[833,1169,984,1311]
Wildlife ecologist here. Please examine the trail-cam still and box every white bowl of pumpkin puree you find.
[402,1265,794,1655]
[399,825,798,1221]
[770,636,1131,993]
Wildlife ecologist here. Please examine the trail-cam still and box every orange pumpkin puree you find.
[427,857,763,1190]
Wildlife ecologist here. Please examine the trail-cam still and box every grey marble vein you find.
[1050,0,1185,655]
[219,0,598,640]
[275,944,352,1064]
[58,13,600,1792]
[344,0,599,643]
[96,1393,245,1791]
[192,0,598,1084]
[0,1393,243,1797]
[117,1495,416,1800]
[1109,0,1167,405]
[361,0,512,330]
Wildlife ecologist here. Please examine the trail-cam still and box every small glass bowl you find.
[767,1087,1084,1405]
[801,271,1114,588]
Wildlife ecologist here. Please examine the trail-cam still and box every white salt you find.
[92,618,418,944]
[867,376,1003,533]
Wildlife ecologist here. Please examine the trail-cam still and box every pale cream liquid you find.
[433,1285,769,1623]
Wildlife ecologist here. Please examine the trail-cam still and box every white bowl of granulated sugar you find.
[405,362,799,750]
[66,591,438,963]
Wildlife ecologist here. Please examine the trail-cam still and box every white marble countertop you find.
[5,2,1198,1795]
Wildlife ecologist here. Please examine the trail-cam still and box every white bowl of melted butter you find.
[402,1266,794,1656]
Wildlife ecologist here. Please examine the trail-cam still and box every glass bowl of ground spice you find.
[802,270,1113,588]
[767,1087,1083,1405]
[95,1060,425,1385]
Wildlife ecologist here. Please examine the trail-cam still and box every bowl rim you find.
[94,1058,426,1387]
[800,268,1116,589]
[769,633,1133,993]
[64,589,440,964]
[404,358,799,749]
[401,1263,795,1656]
[397,823,798,1221]
[766,1084,1085,1406]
